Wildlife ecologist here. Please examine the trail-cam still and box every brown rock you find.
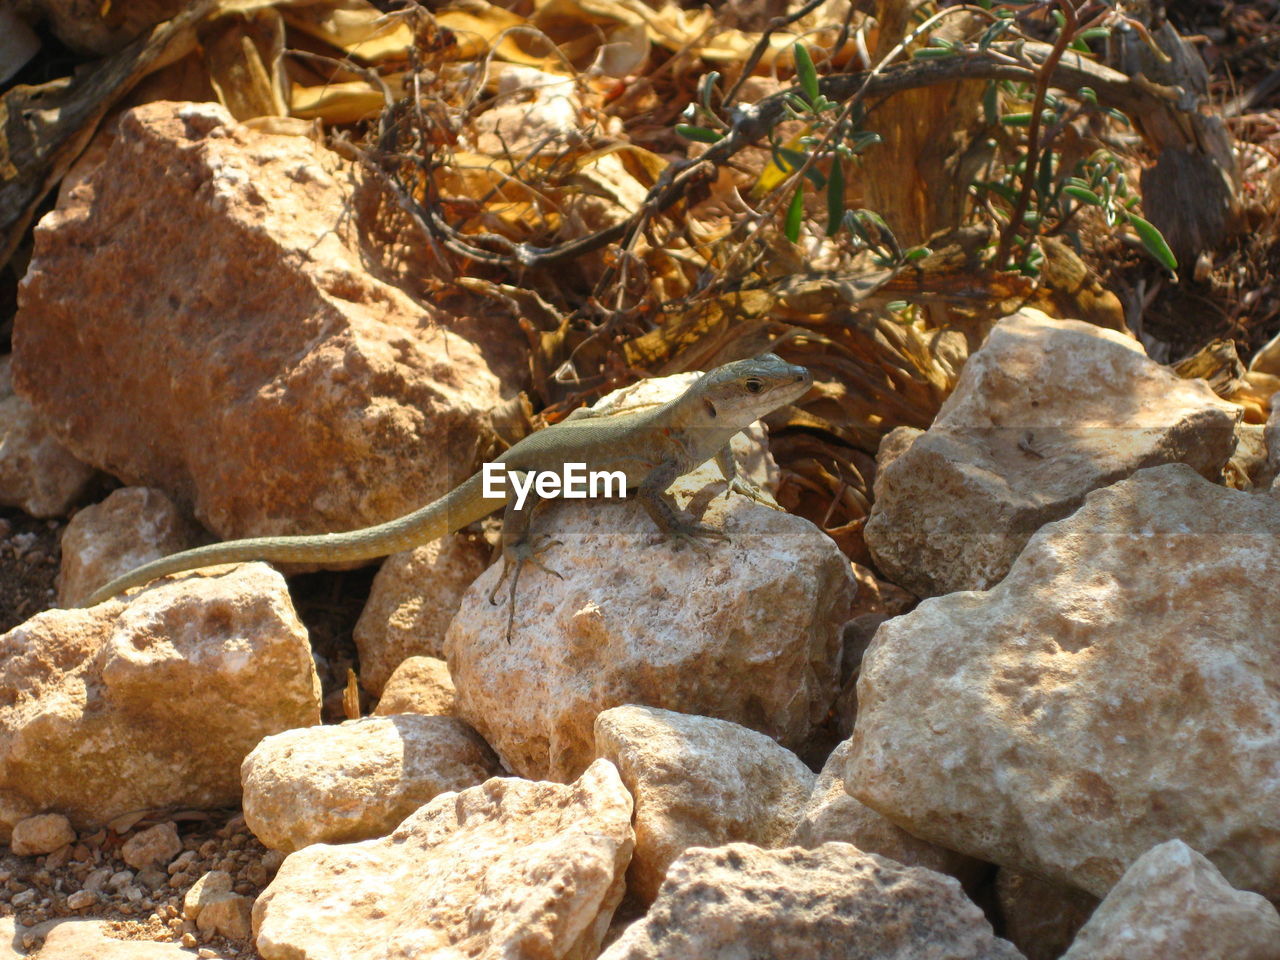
[0,356,95,519]
[241,714,502,852]
[996,869,1098,960]
[1061,840,1280,960]
[791,739,980,883]
[598,843,1023,960]
[372,656,457,716]
[847,464,1280,898]
[57,487,204,608]
[594,706,814,902]
[0,563,321,833]
[14,101,504,545]
[864,309,1241,596]
[183,870,233,920]
[253,759,634,960]
[120,822,181,869]
[10,812,75,855]
[354,534,489,695]
[196,892,254,941]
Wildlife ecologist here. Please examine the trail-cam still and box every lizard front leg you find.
[637,458,730,550]
[714,446,784,510]
[487,478,563,643]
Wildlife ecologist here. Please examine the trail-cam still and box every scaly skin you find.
[83,354,813,606]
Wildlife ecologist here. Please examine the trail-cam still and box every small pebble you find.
[197,950,218,959]
[181,933,198,948]
[11,890,34,907]
[65,889,96,909]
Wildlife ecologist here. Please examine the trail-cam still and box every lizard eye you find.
[745,378,763,394]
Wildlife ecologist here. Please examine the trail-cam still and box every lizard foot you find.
[489,535,564,643]
[725,476,784,511]
[665,520,730,553]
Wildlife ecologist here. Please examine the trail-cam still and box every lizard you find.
[83,353,814,634]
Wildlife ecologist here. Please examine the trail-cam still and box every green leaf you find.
[982,82,999,125]
[1077,27,1112,42]
[785,186,805,243]
[846,131,883,153]
[676,124,723,143]
[1078,86,1097,104]
[902,245,932,262]
[794,42,820,107]
[911,46,958,59]
[1126,212,1178,273]
[1063,185,1103,205]
[826,158,845,237]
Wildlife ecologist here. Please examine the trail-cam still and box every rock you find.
[372,656,457,716]
[1061,840,1280,960]
[197,892,255,941]
[1266,398,1280,486]
[28,919,193,957]
[791,739,979,882]
[598,843,1023,960]
[242,713,502,852]
[996,869,1098,960]
[14,100,505,546]
[594,706,814,902]
[353,533,489,695]
[120,822,181,869]
[846,464,1280,898]
[0,563,321,833]
[9,813,75,855]
[183,870,233,920]
[253,759,634,960]
[0,356,95,519]
[57,487,203,608]
[448,375,851,782]
[863,309,1241,596]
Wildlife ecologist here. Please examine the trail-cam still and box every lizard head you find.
[694,353,813,425]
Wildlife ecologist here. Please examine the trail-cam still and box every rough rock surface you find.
[846,464,1280,898]
[241,713,502,852]
[0,356,95,519]
[10,814,76,856]
[1061,840,1280,960]
[353,533,489,694]
[0,563,321,834]
[448,372,852,781]
[791,739,979,882]
[253,759,634,960]
[14,100,505,543]
[598,843,1023,960]
[120,823,180,870]
[372,656,457,716]
[864,309,1241,596]
[21,919,194,958]
[57,487,203,608]
[594,706,814,902]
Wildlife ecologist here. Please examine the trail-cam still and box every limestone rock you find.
[242,714,502,852]
[846,464,1280,898]
[57,487,203,608]
[996,870,1098,960]
[864,309,1241,596]
[197,892,255,941]
[14,101,504,545]
[120,822,180,869]
[599,843,1023,960]
[353,533,489,695]
[791,739,979,882]
[448,371,850,781]
[0,563,321,832]
[9,813,75,855]
[1061,840,1280,960]
[372,656,457,716]
[0,356,95,519]
[594,706,814,902]
[253,759,634,960]
[25,919,195,958]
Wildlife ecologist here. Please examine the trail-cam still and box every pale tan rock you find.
[120,822,180,869]
[599,843,1023,960]
[791,739,980,882]
[28,919,194,958]
[0,917,21,960]
[1266,397,1280,486]
[0,564,320,833]
[58,487,203,608]
[242,714,502,852]
[594,706,814,903]
[448,374,850,782]
[864,309,1241,596]
[1061,840,1280,960]
[0,356,95,519]
[10,813,75,855]
[253,759,634,960]
[372,656,457,716]
[14,101,504,545]
[354,533,489,695]
[183,870,233,921]
[1251,329,1280,377]
[996,869,1098,960]
[847,464,1280,898]
[196,892,254,941]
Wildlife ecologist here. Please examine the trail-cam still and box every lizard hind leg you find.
[489,535,565,643]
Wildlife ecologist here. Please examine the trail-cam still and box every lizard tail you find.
[82,472,500,607]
